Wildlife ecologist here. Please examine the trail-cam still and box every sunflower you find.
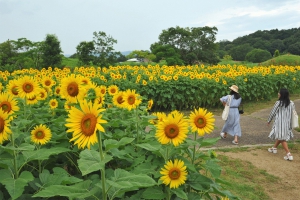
[160,159,188,189]
[26,95,39,105]
[60,74,85,103]
[0,109,12,144]
[54,86,61,96]
[6,77,19,97]
[37,88,48,101]
[0,92,19,114]
[99,85,107,95]
[49,99,58,109]
[149,112,167,124]
[122,89,142,111]
[41,76,56,89]
[108,85,118,95]
[189,108,215,136]
[155,114,188,146]
[147,99,153,111]
[65,99,107,149]
[16,75,41,99]
[31,124,52,145]
[112,91,125,108]
[94,93,105,108]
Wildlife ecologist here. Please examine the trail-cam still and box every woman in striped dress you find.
[267,88,295,161]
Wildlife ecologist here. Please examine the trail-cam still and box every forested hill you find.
[217,27,300,61]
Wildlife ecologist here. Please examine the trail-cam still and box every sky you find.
[1,0,300,55]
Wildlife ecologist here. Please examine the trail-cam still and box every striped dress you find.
[267,100,295,141]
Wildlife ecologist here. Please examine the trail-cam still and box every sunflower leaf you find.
[22,147,70,162]
[104,137,135,151]
[197,137,220,147]
[78,149,113,176]
[0,169,34,200]
[171,188,188,199]
[141,186,166,199]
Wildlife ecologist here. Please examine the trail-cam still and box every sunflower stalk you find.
[135,108,139,144]
[192,131,197,165]
[97,131,107,200]
[11,133,19,179]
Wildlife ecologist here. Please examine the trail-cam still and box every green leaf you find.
[104,137,135,151]
[205,160,221,178]
[198,137,220,147]
[107,169,156,189]
[32,180,98,199]
[171,188,188,199]
[0,170,34,200]
[0,143,35,151]
[189,173,213,191]
[142,186,166,199]
[22,147,70,162]
[78,149,113,176]
[135,142,161,151]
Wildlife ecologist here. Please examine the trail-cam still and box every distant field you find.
[261,54,300,66]
[62,56,78,68]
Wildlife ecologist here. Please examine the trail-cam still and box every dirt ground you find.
[219,148,300,200]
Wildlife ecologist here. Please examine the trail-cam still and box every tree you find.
[150,44,184,65]
[151,26,219,65]
[245,49,272,63]
[229,44,254,61]
[126,50,156,62]
[269,39,285,55]
[0,40,17,67]
[92,31,119,66]
[274,50,280,57]
[76,41,95,65]
[287,42,300,55]
[41,34,63,68]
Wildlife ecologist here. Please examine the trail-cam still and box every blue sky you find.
[1,0,300,55]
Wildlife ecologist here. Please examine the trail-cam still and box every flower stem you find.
[192,132,197,165]
[97,131,107,200]
[135,108,139,144]
[11,134,18,179]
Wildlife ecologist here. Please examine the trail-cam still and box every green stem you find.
[192,132,197,165]
[135,108,139,143]
[98,131,107,200]
[166,187,171,200]
[11,134,18,179]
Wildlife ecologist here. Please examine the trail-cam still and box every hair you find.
[278,88,290,107]
[230,90,241,99]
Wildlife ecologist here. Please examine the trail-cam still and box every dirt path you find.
[219,148,300,200]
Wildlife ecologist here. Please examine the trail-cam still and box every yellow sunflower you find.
[60,74,85,103]
[49,99,58,109]
[108,85,119,95]
[41,76,56,89]
[99,85,107,95]
[189,108,215,136]
[16,75,41,99]
[155,114,188,146]
[65,99,107,149]
[37,88,48,101]
[122,89,142,111]
[6,79,19,97]
[149,112,167,124]
[147,99,154,111]
[0,92,19,114]
[160,159,188,189]
[31,124,52,145]
[0,109,12,144]
[54,86,61,96]
[26,95,39,105]
[112,91,125,108]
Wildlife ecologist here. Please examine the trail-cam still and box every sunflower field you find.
[0,64,299,200]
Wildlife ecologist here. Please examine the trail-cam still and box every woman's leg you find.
[234,135,238,143]
[281,140,291,154]
[273,140,281,148]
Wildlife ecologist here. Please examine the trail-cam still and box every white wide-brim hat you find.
[229,85,239,93]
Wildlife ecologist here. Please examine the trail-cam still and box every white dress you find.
[267,100,295,141]
[220,95,242,137]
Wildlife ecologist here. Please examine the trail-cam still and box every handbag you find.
[222,95,232,120]
[292,108,299,128]
[239,104,244,114]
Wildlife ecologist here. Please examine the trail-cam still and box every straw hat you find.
[229,85,239,93]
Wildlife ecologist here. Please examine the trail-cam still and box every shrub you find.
[245,48,272,63]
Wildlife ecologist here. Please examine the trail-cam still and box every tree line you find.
[1,26,300,71]
[217,27,300,62]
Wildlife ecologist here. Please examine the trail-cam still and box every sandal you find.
[284,153,293,161]
[268,147,277,154]
[220,132,226,139]
[232,140,238,145]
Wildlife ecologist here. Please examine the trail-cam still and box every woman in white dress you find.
[267,88,295,161]
[220,85,242,145]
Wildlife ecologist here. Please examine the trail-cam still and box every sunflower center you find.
[164,124,179,139]
[101,89,105,94]
[128,95,135,105]
[169,168,180,180]
[0,117,4,132]
[12,86,18,95]
[35,131,45,139]
[23,82,33,93]
[67,82,79,97]
[117,96,124,104]
[81,113,97,136]
[56,88,60,94]
[111,88,116,93]
[45,80,51,86]
[51,102,56,106]
[195,117,206,128]
[0,102,12,113]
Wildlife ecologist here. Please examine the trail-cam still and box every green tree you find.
[287,42,300,55]
[76,41,95,65]
[92,31,120,67]
[229,44,254,61]
[126,50,156,62]
[245,48,272,63]
[0,40,17,69]
[274,49,280,57]
[41,34,63,68]
[150,44,184,65]
[151,26,219,65]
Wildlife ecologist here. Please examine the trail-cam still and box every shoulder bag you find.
[222,95,232,120]
[292,108,299,128]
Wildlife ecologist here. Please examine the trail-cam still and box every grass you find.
[260,54,300,66]
[62,56,79,68]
